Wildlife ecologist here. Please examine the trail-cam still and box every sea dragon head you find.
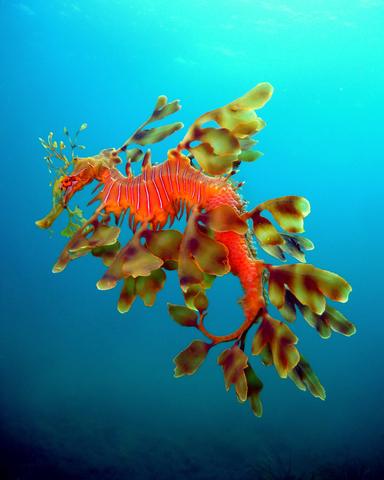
[60,149,118,204]
[36,123,119,231]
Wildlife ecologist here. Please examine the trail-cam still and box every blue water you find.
[1,1,383,478]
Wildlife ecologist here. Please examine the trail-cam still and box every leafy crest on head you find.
[40,123,87,183]
[37,124,88,237]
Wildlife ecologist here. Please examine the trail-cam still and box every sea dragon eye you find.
[62,177,73,189]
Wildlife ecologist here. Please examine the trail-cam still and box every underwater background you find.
[1,0,383,479]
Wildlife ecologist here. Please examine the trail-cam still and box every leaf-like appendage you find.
[268,264,352,315]
[244,363,263,417]
[283,290,331,338]
[298,303,331,338]
[235,82,274,110]
[211,84,271,133]
[238,136,258,151]
[278,289,298,323]
[217,345,249,402]
[215,107,257,132]
[252,315,299,378]
[198,128,241,156]
[133,122,184,146]
[251,211,284,245]
[188,228,229,276]
[161,260,178,270]
[125,148,143,163]
[178,83,272,175]
[61,205,86,237]
[178,251,205,292]
[70,222,120,253]
[278,291,331,337]
[118,277,136,314]
[97,248,128,290]
[189,142,237,176]
[92,241,121,266]
[237,151,263,163]
[121,236,163,278]
[183,284,206,311]
[154,95,167,111]
[168,303,198,327]
[255,237,286,262]
[260,343,273,366]
[279,290,355,338]
[322,305,356,336]
[174,340,210,377]
[136,269,166,306]
[198,205,248,234]
[142,229,182,261]
[53,216,119,272]
[232,120,262,137]
[97,225,163,290]
[279,233,314,263]
[52,235,79,273]
[36,201,65,230]
[255,196,310,233]
[178,211,229,291]
[193,291,209,313]
[202,272,215,289]
[288,354,326,400]
[151,98,181,122]
[66,248,90,261]
[182,274,214,310]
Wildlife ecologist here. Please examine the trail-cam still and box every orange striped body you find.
[99,149,240,229]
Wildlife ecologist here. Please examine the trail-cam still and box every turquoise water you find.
[1,1,383,478]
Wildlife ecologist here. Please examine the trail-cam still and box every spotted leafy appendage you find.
[174,340,211,377]
[248,196,310,246]
[278,290,355,338]
[198,205,248,234]
[256,233,314,263]
[323,305,355,336]
[92,241,121,266]
[178,209,230,292]
[251,212,285,246]
[267,264,352,315]
[136,269,166,306]
[182,274,215,311]
[258,196,310,233]
[243,363,264,417]
[217,345,249,402]
[142,229,182,261]
[133,123,184,146]
[53,213,120,273]
[179,83,273,175]
[288,354,326,400]
[118,277,136,313]
[167,304,198,327]
[252,315,300,378]
[97,224,164,290]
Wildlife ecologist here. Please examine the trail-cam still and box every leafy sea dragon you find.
[36,83,354,416]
